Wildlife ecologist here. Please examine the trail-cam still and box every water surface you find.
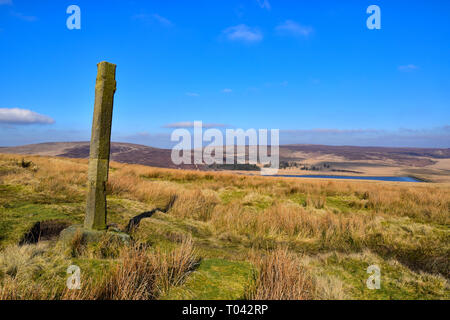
[272,175,422,182]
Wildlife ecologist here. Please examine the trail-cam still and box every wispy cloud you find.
[222,24,262,43]
[2,124,448,149]
[398,64,418,72]
[283,128,382,135]
[186,92,200,97]
[114,126,450,148]
[150,13,173,27]
[0,0,12,5]
[263,80,288,88]
[256,0,271,11]
[275,20,313,37]
[133,13,173,27]
[222,88,232,93]
[115,131,172,149]
[0,108,54,125]
[0,128,88,147]
[10,11,37,22]
[280,126,450,148]
[163,122,229,129]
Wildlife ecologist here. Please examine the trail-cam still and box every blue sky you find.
[0,0,449,148]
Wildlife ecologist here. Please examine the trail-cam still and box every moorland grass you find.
[0,154,448,299]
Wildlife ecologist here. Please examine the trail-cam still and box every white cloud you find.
[163,122,228,129]
[186,92,199,97]
[275,20,313,37]
[0,108,54,124]
[223,24,262,43]
[398,64,418,72]
[222,88,232,93]
[256,0,271,10]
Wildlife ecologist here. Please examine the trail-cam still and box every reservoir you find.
[272,175,422,182]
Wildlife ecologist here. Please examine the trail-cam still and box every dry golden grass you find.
[245,248,316,300]
[1,153,448,224]
[0,239,198,300]
[64,244,158,300]
[211,203,376,250]
[66,238,198,300]
[150,237,200,294]
[0,243,65,300]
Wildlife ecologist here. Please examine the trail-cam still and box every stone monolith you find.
[84,61,116,230]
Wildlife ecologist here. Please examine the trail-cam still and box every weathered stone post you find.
[84,61,116,230]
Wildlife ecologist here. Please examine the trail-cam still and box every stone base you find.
[59,225,131,246]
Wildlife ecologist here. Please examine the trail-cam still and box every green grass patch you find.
[0,203,82,247]
[316,252,449,300]
[161,258,254,300]
[219,188,246,204]
[289,193,307,206]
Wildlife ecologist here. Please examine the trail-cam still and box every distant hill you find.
[279,144,450,167]
[0,142,196,170]
[1,142,449,175]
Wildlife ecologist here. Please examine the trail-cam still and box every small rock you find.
[59,225,131,246]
